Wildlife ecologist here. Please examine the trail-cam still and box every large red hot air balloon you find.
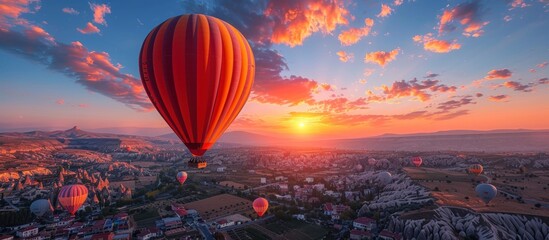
[411,156,422,167]
[58,184,88,215]
[253,197,269,217]
[139,14,255,169]
[176,171,188,185]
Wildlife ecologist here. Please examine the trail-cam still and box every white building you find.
[305,177,314,183]
[216,167,226,172]
[16,226,38,238]
[353,217,376,231]
[260,177,267,184]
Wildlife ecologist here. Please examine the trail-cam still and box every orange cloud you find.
[0,0,40,30]
[485,69,512,80]
[0,25,152,110]
[336,51,354,62]
[510,0,529,9]
[489,95,509,102]
[25,25,54,42]
[502,81,532,92]
[77,22,100,34]
[537,61,548,68]
[368,78,457,102]
[319,83,334,91]
[377,4,393,18]
[338,18,374,46]
[89,3,111,26]
[62,7,79,15]
[438,1,489,37]
[312,97,368,113]
[265,0,350,47]
[364,48,399,67]
[413,33,461,53]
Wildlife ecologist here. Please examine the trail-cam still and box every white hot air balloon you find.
[30,199,53,217]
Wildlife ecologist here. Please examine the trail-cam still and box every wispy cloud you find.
[77,22,100,34]
[377,4,393,18]
[367,78,457,102]
[413,33,461,53]
[489,95,509,102]
[485,69,512,80]
[89,3,111,26]
[62,7,79,15]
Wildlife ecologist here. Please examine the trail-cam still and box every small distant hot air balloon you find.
[139,14,255,169]
[368,158,377,166]
[468,164,483,176]
[411,156,422,167]
[475,183,497,205]
[30,199,53,217]
[378,171,392,185]
[58,184,88,215]
[253,197,269,217]
[124,146,132,152]
[176,171,188,185]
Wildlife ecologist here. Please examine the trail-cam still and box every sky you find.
[0,0,548,139]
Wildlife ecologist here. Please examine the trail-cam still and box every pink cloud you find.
[510,0,530,9]
[312,97,368,113]
[0,0,40,30]
[24,25,54,43]
[538,77,549,85]
[338,18,374,46]
[336,51,354,62]
[476,93,484,97]
[436,96,476,111]
[503,15,512,22]
[377,4,393,18]
[489,95,509,102]
[89,3,111,26]
[438,1,489,37]
[485,69,512,80]
[55,99,65,105]
[77,22,100,34]
[364,48,400,67]
[537,61,548,68]
[0,25,152,110]
[77,103,89,108]
[62,7,79,15]
[368,78,457,102]
[413,33,461,53]
[502,81,532,92]
[265,0,350,47]
[393,0,403,6]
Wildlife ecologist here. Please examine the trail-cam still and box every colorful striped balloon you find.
[469,164,483,175]
[253,197,269,217]
[139,14,255,158]
[58,184,88,215]
[177,171,188,185]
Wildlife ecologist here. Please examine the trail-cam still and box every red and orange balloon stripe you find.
[253,197,269,217]
[139,14,255,156]
[58,184,88,215]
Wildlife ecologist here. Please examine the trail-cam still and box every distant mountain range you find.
[3,127,549,152]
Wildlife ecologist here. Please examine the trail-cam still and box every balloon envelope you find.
[411,156,422,167]
[30,199,53,217]
[253,197,269,217]
[378,171,392,185]
[139,14,255,157]
[468,164,483,175]
[58,184,88,215]
[177,171,188,185]
[475,183,497,204]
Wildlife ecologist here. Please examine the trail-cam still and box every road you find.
[197,223,215,240]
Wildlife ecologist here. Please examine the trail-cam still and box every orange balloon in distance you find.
[139,14,255,167]
[469,164,483,175]
[58,184,88,215]
[253,197,269,217]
